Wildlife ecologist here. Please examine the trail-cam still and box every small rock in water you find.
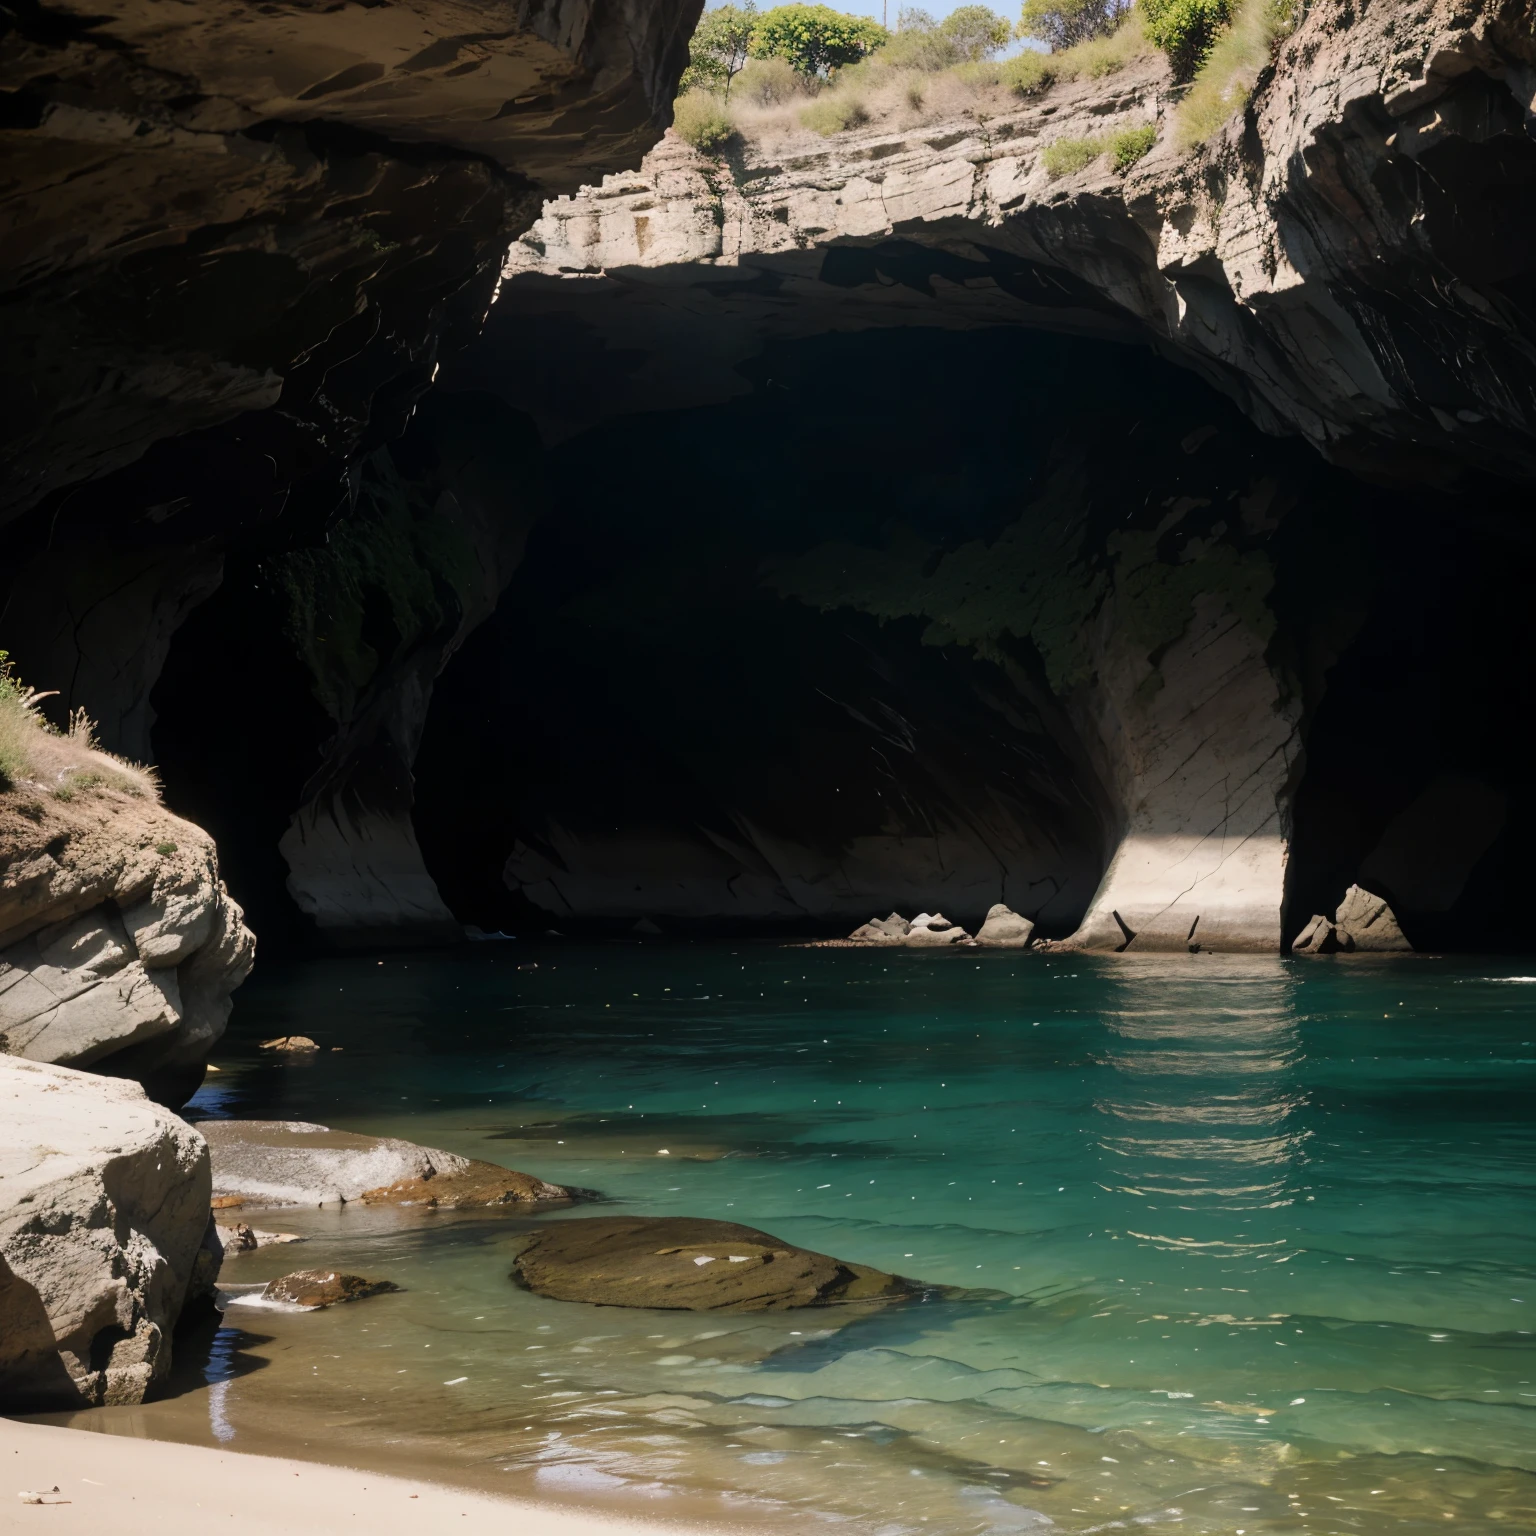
[511,1215,918,1311]
[218,1222,304,1252]
[847,912,911,942]
[259,1035,318,1052]
[904,912,972,946]
[262,1269,400,1309]
[975,904,1035,948]
[1334,883,1412,951]
[361,1160,578,1208]
[1290,913,1338,954]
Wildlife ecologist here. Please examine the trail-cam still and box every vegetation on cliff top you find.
[675,0,1295,152]
[0,652,155,800]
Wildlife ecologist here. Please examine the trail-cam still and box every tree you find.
[1017,0,1132,51]
[750,4,890,78]
[1138,0,1233,78]
[938,5,1011,62]
[681,3,760,98]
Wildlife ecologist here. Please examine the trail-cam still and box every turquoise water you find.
[158,946,1536,1531]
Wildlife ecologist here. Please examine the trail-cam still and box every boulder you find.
[198,1120,577,1208]
[904,912,971,946]
[261,1270,400,1310]
[848,912,911,942]
[1334,884,1413,952]
[0,788,254,1104]
[511,1216,916,1312]
[1290,913,1339,954]
[975,904,1035,948]
[259,1035,318,1052]
[0,1056,214,1409]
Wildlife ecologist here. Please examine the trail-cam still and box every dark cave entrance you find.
[140,318,1536,953]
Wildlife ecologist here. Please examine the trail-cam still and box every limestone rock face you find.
[503,0,1536,485]
[0,1056,214,1409]
[199,1120,575,1209]
[511,1216,915,1311]
[0,788,254,1101]
[975,904,1035,948]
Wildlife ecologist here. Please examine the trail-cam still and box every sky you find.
[704,0,1029,31]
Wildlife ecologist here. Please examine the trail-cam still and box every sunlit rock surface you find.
[0,1057,213,1408]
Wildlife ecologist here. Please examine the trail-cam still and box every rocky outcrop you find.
[510,1215,916,1310]
[1292,883,1413,953]
[0,1056,214,1409]
[904,912,972,946]
[502,0,1536,483]
[199,1120,576,1208]
[849,913,912,942]
[1,784,254,1103]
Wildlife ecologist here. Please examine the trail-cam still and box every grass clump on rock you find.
[672,89,737,151]
[0,650,155,799]
[1173,0,1298,145]
[1042,120,1157,177]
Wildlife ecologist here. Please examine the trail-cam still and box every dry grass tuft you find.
[0,653,158,801]
[1173,0,1296,147]
[1002,12,1150,97]
[672,89,737,152]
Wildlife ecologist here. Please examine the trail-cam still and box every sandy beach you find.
[2,1418,763,1536]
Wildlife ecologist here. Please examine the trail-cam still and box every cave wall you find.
[413,325,1443,945]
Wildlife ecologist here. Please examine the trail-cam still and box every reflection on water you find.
[35,947,1536,1535]
[1097,958,1309,1258]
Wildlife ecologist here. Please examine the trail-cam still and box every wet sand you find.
[2,1417,765,1536]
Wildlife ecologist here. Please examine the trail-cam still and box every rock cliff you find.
[503,0,1536,482]
[0,1056,215,1409]
[0,0,701,947]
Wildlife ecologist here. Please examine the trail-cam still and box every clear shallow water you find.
[65,947,1536,1532]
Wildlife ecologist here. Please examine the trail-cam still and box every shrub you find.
[1000,49,1056,94]
[751,4,888,78]
[1109,121,1157,169]
[1042,120,1156,176]
[1042,134,1108,176]
[156,840,179,856]
[681,2,759,97]
[799,91,870,133]
[939,5,1012,62]
[1018,0,1132,51]
[735,54,805,104]
[672,89,737,151]
[1173,0,1297,144]
[1140,0,1233,80]
[879,24,961,71]
[1002,10,1146,96]
[0,653,29,788]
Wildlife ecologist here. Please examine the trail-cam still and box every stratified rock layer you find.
[0,786,254,1101]
[200,1120,575,1208]
[511,1216,915,1311]
[0,1056,213,1409]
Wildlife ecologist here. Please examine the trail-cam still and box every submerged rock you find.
[848,912,911,942]
[1334,885,1413,952]
[511,1216,916,1311]
[904,913,971,947]
[0,1056,214,1408]
[975,904,1035,948]
[198,1120,578,1209]
[262,1270,400,1310]
[259,1035,318,1052]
